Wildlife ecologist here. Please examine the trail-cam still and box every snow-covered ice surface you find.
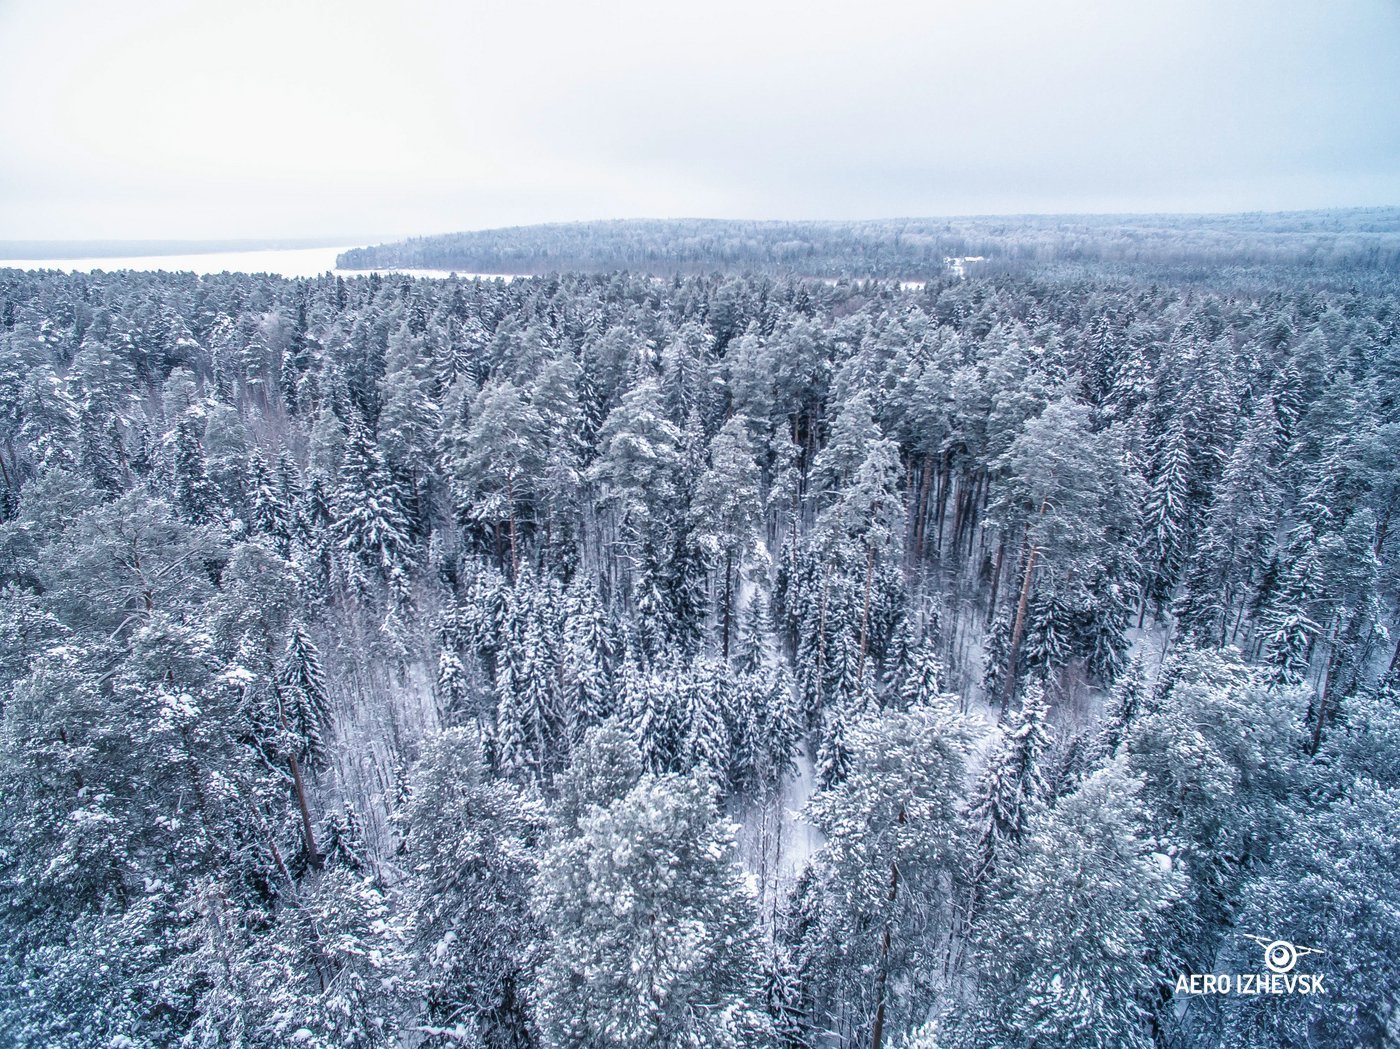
[0,245,361,278]
[0,245,520,281]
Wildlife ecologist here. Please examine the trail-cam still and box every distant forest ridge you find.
[336,209,1400,279]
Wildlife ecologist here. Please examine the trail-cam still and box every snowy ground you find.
[734,745,824,926]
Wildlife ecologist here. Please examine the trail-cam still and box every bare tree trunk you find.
[1229,596,1248,645]
[1002,496,1050,713]
[965,472,984,561]
[1312,610,1374,755]
[814,566,831,713]
[950,477,966,560]
[934,453,953,555]
[1003,537,1039,715]
[722,548,734,659]
[288,750,323,870]
[273,676,322,870]
[913,454,934,559]
[869,805,906,1049]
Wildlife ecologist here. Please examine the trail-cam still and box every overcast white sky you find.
[1,0,1397,241]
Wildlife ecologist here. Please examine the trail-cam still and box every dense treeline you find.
[0,257,1397,1048]
[336,210,1400,282]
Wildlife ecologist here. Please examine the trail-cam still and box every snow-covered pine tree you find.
[946,764,1183,1049]
[559,580,614,735]
[799,701,976,1048]
[398,729,542,1048]
[531,771,773,1048]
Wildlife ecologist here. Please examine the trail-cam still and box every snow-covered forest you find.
[0,250,1397,1048]
[336,210,1400,280]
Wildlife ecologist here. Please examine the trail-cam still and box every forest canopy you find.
[1,223,1398,1047]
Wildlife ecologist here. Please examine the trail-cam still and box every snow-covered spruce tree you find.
[979,608,1013,707]
[493,575,564,783]
[1020,582,1075,684]
[559,580,614,736]
[331,417,413,593]
[677,655,733,782]
[278,620,332,768]
[376,327,443,542]
[434,606,473,723]
[1137,418,1192,619]
[172,412,224,524]
[1091,653,1148,765]
[729,662,800,797]
[246,446,287,547]
[811,390,905,691]
[890,634,946,712]
[1171,398,1281,646]
[964,682,1053,921]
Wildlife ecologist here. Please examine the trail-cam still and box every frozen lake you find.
[0,244,507,281]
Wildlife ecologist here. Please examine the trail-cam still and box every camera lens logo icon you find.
[1245,935,1323,974]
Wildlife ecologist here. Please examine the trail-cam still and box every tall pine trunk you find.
[1002,496,1050,713]
[1003,540,1038,715]
[985,539,1006,626]
[869,804,906,1049]
[287,750,323,870]
[721,548,734,659]
[913,454,933,559]
[273,679,322,869]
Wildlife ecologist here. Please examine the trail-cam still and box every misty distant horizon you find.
[3,0,1398,241]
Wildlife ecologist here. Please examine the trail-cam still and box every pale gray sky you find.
[1,0,1397,240]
